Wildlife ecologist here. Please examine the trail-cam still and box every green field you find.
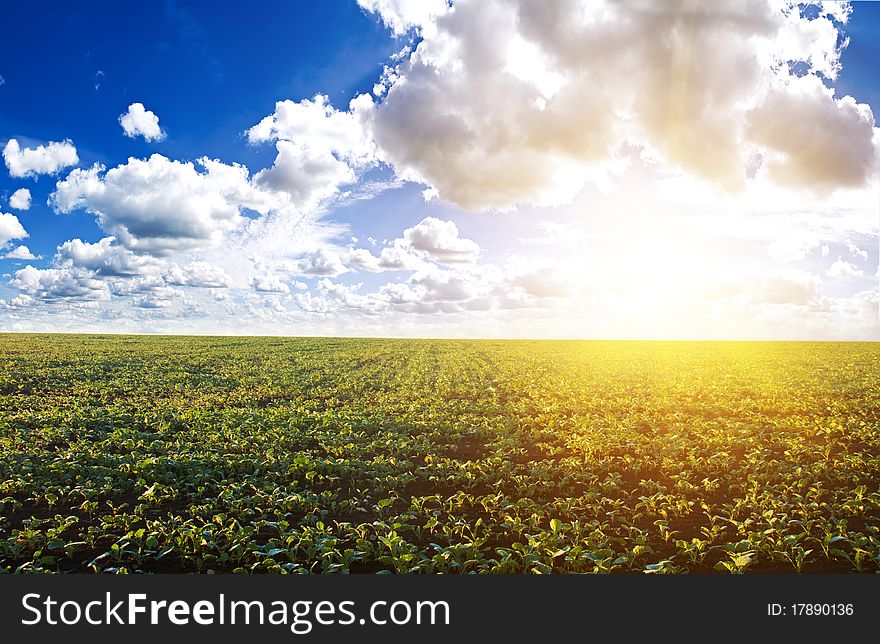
[1,334,878,573]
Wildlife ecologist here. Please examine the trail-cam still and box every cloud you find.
[292,290,331,313]
[54,237,155,276]
[50,154,283,253]
[2,245,39,260]
[10,265,110,302]
[509,265,572,299]
[745,75,878,193]
[119,103,166,142]
[0,212,28,246]
[360,0,877,210]
[252,140,356,211]
[345,217,477,272]
[248,94,377,210]
[752,269,822,305]
[313,278,381,312]
[402,217,479,263]
[3,139,78,178]
[845,239,869,262]
[346,244,422,272]
[356,0,450,35]
[250,272,290,293]
[300,248,349,276]
[163,261,231,288]
[767,234,821,263]
[132,286,181,309]
[382,263,507,312]
[9,188,31,210]
[827,257,864,279]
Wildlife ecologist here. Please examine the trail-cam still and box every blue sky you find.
[0,1,878,338]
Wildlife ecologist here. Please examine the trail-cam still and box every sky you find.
[0,0,878,339]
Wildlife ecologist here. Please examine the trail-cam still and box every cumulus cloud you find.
[9,188,31,210]
[346,244,422,272]
[359,0,878,210]
[292,290,331,313]
[119,103,166,142]
[294,247,349,277]
[345,217,477,272]
[50,154,283,253]
[382,263,508,312]
[163,261,231,288]
[3,245,39,260]
[248,94,377,210]
[252,140,356,211]
[0,212,28,247]
[250,272,290,293]
[132,286,181,309]
[312,278,381,313]
[746,75,878,192]
[402,217,479,263]
[54,237,155,276]
[356,0,449,35]
[10,265,110,302]
[827,257,864,279]
[3,138,78,178]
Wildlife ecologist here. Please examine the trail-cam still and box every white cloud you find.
[248,94,377,210]
[773,2,850,80]
[346,247,383,272]
[2,245,39,260]
[508,265,572,299]
[248,94,376,162]
[119,103,166,142]
[253,140,356,211]
[250,273,290,293]
[313,278,382,312]
[50,154,283,253]
[344,218,477,272]
[845,239,869,262]
[10,265,110,302]
[356,0,449,36]
[402,217,479,263]
[0,212,28,246]
[746,75,878,193]
[292,291,329,313]
[54,237,154,276]
[294,247,349,277]
[131,285,183,309]
[767,234,821,262]
[346,244,423,272]
[751,269,822,305]
[3,139,78,178]
[827,257,864,279]
[163,261,231,288]
[9,188,31,210]
[361,0,877,210]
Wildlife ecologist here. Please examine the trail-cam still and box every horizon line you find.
[0,331,878,343]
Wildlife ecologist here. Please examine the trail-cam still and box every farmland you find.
[0,334,878,573]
